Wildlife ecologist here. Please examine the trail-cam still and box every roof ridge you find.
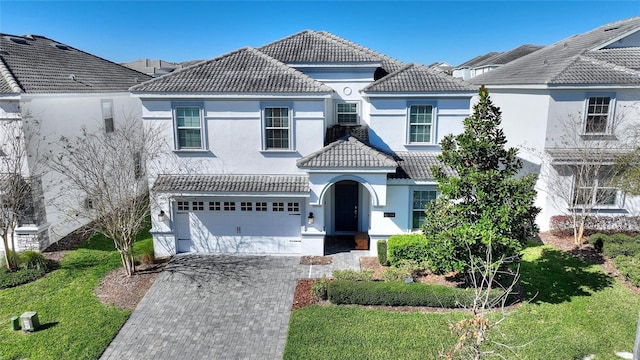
[347,136,396,164]
[0,56,22,93]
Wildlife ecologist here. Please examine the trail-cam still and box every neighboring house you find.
[0,33,151,252]
[453,44,542,80]
[122,59,202,77]
[469,17,640,231]
[131,30,476,257]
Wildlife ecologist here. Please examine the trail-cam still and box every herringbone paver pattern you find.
[100,255,305,360]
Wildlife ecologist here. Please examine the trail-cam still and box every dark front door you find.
[334,181,358,232]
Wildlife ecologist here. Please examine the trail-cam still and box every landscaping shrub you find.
[387,234,429,267]
[332,269,373,281]
[382,266,411,282]
[0,267,46,289]
[327,280,505,307]
[20,250,48,272]
[0,250,21,269]
[551,215,640,237]
[377,239,389,266]
[136,238,155,265]
[311,275,329,301]
[589,233,640,258]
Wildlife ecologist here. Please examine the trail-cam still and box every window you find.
[573,169,618,206]
[264,107,290,150]
[102,100,114,133]
[223,202,235,211]
[191,201,204,211]
[209,201,221,211]
[84,197,95,210]
[272,202,284,212]
[175,106,203,149]
[412,190,437,229]
[287,202,299,212]
[255,202,267,211]
[409,105,434,143]
[177,201,189,211]
[584,96,612,134]
[336,103,358,124]
[241,202,252,211]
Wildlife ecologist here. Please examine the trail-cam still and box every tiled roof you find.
[362,63,477,93]
[297,135,397,169]
[389,151,455,180]
[456,52,501,68]
[472,44,543,67]
[587,47,640,70]
[471,17,640,86]
[130,47,333,93]
[0,34,150,94]
[550,56,640,85]
[259,30,405,73]
[152,174,309,193]
[324,124,369,145]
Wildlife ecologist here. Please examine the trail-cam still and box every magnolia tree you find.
[0,117,43,271]
[542,105,638,245]
[47,118,163,276]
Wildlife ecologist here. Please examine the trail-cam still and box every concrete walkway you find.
[100,251,365,360]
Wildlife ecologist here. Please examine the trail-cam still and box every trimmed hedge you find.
[327,280,506,308]
[377,239,389,266]
[550,215,640,237]
[387,234,429,266]
[0,267,47,289]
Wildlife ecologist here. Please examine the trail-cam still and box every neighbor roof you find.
[362,63,477,93]
[131,47,334,93]
[471,17,640,86]
[152,174,310,193]
[259,30,406,73]
[471,44,543,67]
[456,51,501,68]
[297,135,397,169]
[0,34,150,94]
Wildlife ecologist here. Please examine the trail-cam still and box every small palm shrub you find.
[20,250,48,272]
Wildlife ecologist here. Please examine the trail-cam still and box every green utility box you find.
[20,312,39,332]
[10,316,19,331]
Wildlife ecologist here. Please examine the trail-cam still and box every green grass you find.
[0,231,153,360]
[285,244,640,360]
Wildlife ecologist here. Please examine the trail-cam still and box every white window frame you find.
[101,100,114,133]
[411,188,437,230]
[261,103,293,151]
[572,170,620,208]
[172,102,206,151]
[407,101,437,145]
[583,94,615,135]
[335,101,359,125]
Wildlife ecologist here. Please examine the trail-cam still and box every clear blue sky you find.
[1,1,639,66]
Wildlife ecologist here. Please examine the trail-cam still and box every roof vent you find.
[23,35,35,40]
[543,59,548,65]
[69,74,76,81]
[563,43,568,48]
[604,26,619,32]
[134,77,139,83]
[4,36,28,44]
[50,43,70,50]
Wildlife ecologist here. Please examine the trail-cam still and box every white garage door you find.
[175,198,302,254]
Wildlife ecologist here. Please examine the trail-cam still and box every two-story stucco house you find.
[0,33,151,252]
[469,17,640,231]
[132,30,476,257]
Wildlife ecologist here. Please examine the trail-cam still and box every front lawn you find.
[285,244,640,360]
[0,232,153,360]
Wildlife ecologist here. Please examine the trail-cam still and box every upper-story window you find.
[263,106,291,150]
[584,96,613,134]
[336,102,358,124]
[101,100,114,133]
[175,105,204,150]
[408,104,435,144]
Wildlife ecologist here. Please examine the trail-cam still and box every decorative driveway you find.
[100,255,306,360]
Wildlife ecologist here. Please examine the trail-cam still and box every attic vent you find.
[543,59,548,65]
[563,43,568,48]
[69,74,76,81]
[134,77,139,83]
[604,26,620,32]
[50,43,70,50]
[4,36,28,44]
[23,35,35,40]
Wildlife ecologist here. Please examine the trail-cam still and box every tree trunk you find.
[577,221,585,246]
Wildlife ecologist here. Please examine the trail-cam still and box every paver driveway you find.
[100,254,306,360]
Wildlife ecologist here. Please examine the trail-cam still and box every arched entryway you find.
[325,179,372,253]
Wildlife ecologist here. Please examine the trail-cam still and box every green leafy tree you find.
[423,86,540,273]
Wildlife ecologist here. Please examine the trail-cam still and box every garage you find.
[174,197,303,254]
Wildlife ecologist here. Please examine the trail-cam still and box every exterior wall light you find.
[307,212,314,225]
[158,210,166,222]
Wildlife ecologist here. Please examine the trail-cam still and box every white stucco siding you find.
[142,98,325,176]
[370,185,411,236]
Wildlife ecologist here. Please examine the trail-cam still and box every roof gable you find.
[297,135,397,169]
[131,47,333,94]
[0,34,150,94]
[363,63,476,93]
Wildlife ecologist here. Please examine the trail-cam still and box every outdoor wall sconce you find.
[307,212,314,225]
[158,210,166,222]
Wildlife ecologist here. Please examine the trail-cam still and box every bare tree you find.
[0,117,43,270]
[542,107,637,246]
[46,117,163,276]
